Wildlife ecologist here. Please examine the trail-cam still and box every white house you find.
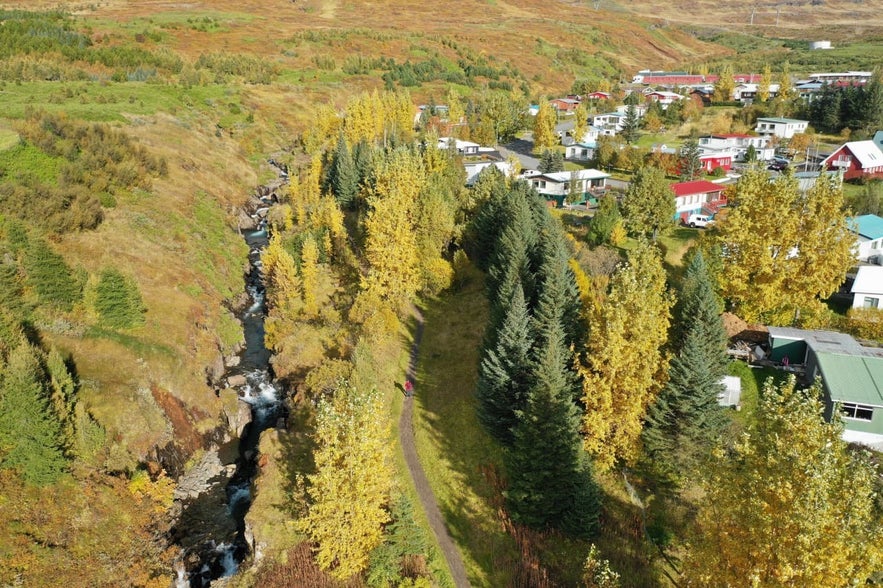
[529,169,609,206]
[850,214,883,262]
[852,266,883,309]
[591,112,627,135]
[754,117,809,139]
[565,142,597,162]
[437,137,480,155]
[464,160,514,186]
[698,133,774,162]
[733,83,780,103]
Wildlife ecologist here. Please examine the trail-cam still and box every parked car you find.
[768,156,789,171]
[685,214,714,228]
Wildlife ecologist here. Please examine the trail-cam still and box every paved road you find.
[399,307,471,588]
[498,135,540,171]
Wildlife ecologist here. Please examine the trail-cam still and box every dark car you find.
[768,160,788,171]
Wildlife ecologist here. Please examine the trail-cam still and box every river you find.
[173,215,285,586]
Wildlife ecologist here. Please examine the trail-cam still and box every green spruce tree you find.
[0,342,68,485]
[476,284,534,446]
[22,239,82,311]
[621,104,640,144]
[486,187,539,330]
[330,133,359,208]
[678,137,702,181]
[504,319,599,538]
[642,251,729,483]
[93,268,145,329]
[587,194,621,246]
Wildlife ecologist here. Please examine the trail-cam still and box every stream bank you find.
[170,165,289,586]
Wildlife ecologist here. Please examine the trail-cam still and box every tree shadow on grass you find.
[403,272,524,586]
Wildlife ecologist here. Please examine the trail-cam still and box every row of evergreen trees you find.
[471,172,600,537]
[804,76,883,136]
[469,167,734,538]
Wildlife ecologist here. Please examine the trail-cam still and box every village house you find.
[644,90,684,109]
[732,83,780,103]
[767,327,883,450]
[437,137,479,155]
[821,140,883,181]
[671,180,727,221]
[698,133,774,162]
[564,141,597,162]
[549,97,581,113]
[699,153,732,173]
[851,266,883,309]
[754,117,809,139]
[437,137,514,186]
[591,112,626,135]
[529,169,609,207]
[850,214,883,262]
[584,91,611,101]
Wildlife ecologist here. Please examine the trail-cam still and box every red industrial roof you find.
[671,180,725,197]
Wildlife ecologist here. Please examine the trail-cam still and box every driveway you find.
[499,133,540,171]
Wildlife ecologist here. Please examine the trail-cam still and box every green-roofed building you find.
[768,327,883,449]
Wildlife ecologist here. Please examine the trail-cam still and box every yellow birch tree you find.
[298,383,393,580]
[683,376,883,586]
[580,242,672,471]
[360,148,425,313]
[533,101,557,153]
[714,168,852,323]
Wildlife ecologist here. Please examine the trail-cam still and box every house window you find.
[841,402,874,421]
[873,241,879,250]
[864,297,880,309]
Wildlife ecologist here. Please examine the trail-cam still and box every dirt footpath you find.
[399,306,471,588]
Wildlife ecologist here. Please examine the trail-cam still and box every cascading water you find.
[174,217,285,586]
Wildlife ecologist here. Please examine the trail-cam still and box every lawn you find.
[0,124,18,151]
[412,262,518,586]
[658,227,699,272]
[727,360,790,427]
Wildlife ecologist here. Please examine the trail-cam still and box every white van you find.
[686,214,713,228]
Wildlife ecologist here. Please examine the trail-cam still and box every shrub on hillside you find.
[22,239,83,311]
[90,268,145,329]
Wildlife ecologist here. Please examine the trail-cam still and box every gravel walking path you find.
[399,306,471,588]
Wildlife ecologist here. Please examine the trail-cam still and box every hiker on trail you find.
[404,380,414,397]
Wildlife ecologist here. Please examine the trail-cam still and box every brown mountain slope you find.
[608,0,883,39]
[20,0,729,88]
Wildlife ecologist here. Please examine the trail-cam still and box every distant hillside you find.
[12,0,727,96]
[610,0,883,39]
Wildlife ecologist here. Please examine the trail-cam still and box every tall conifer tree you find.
[642,251,728,482]
[330,133,358,208]
[505,319,599,538]
[476,284,534,446]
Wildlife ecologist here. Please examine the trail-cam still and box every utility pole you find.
[776,6,781,27]
[750,6,757,25]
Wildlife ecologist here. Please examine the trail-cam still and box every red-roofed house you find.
[585,91,612,100]
[549,98,581,112]
[645,90,684,109]
[821,141,883,181]
[699,153,733,173]
[672,180,728,221]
